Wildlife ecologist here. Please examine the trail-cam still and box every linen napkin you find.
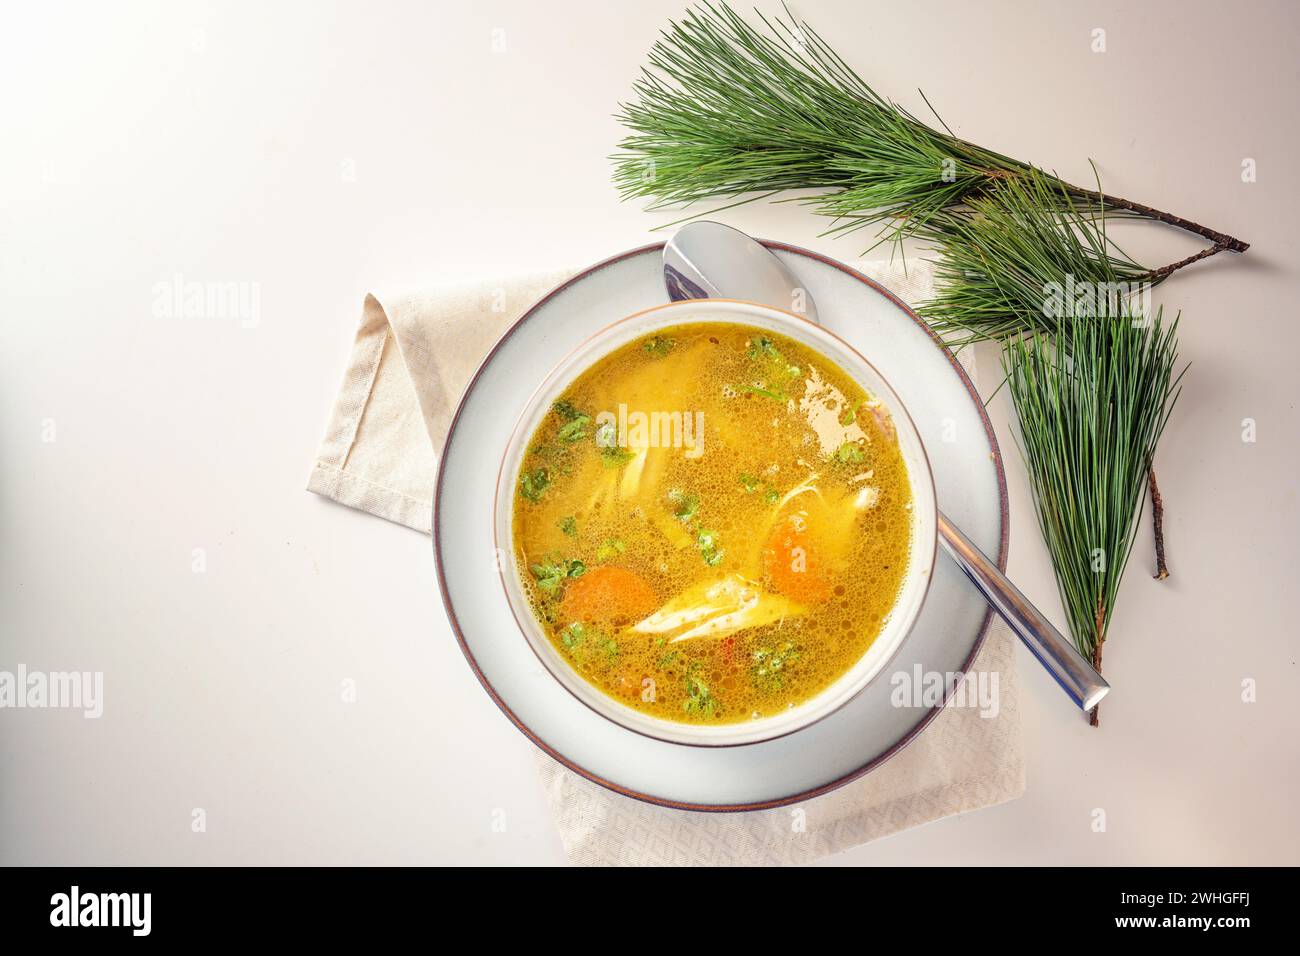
[308,257,1025,865]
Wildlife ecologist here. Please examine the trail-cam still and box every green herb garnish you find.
[519,467,552,502]
[668,488,699,522]
[596,538,626,561]
[530,558,586,595]
[643,335,676,358]
[550,399,592,443]
[752,641,800,692]
[833,441,867,466]
[601,445,636,467]
[556,415,591,443]
[696,529,724,566]
[683,674,718,717]
[552,399,584,421]
[737,383,787,403]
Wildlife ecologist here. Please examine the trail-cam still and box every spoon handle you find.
[937,510,1109,712]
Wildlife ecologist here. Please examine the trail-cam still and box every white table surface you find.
[2,0,1296,865]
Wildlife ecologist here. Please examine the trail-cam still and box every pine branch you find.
[914,171,1153,345]
[1004,307,1186,703]
[612,2,1249,268]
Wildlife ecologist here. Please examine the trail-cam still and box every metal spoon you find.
[665,221,819,323]
[664,221,1109,712]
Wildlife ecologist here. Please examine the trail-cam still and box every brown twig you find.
[1086,188,1250,253]
[1088,601,1105,727]
[1083,185,1248,282]
[1082,189,1246,282]
[1137,243,1233,284]
[1149,468,1169,580]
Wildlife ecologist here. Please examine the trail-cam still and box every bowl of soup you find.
[495,299,937,746]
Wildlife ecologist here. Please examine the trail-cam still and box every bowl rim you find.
[493,297,939,747]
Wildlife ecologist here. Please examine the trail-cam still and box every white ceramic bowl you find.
[494,299,937,747]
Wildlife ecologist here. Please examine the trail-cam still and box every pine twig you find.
[1139,243,1237,283]
[1086,188,1250,254]
[1089,609,1104,728]
[1149,469,1170,580]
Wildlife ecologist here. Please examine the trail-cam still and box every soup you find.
[510,322,912,724]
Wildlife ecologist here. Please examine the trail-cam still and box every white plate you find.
[434,242,1008,810]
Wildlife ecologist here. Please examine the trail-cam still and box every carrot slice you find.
[762,515,832,603]
[561,566,659,625]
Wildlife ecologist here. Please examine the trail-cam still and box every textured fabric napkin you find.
[308,258,1025,865]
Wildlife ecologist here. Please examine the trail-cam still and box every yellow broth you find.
[511,322,912,724]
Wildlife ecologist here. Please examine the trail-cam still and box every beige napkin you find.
[308,259,1025,865]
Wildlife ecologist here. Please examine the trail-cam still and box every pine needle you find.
[1003,309,1186,663]
[915,169,1153,345]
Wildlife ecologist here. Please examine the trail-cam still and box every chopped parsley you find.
[529,558,586,595]
[561,621,587,648]
[738,383,788,403]
[519,467,552,502]
[656,648,682,671]
[752,641,800,692]
[551,399,591,444]
[595,538,626,561]
[696,529,724,566]
[642,335,676,358]
[552,399,584,421]
[555,415,591,443]
[739,335,804,404]
[601,445,636,467]
[739,472,780,503]
[833,441,867,466]
[668,488,699,522]
[683,674,718,717]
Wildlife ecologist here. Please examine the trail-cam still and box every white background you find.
[2,0,1297,864]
